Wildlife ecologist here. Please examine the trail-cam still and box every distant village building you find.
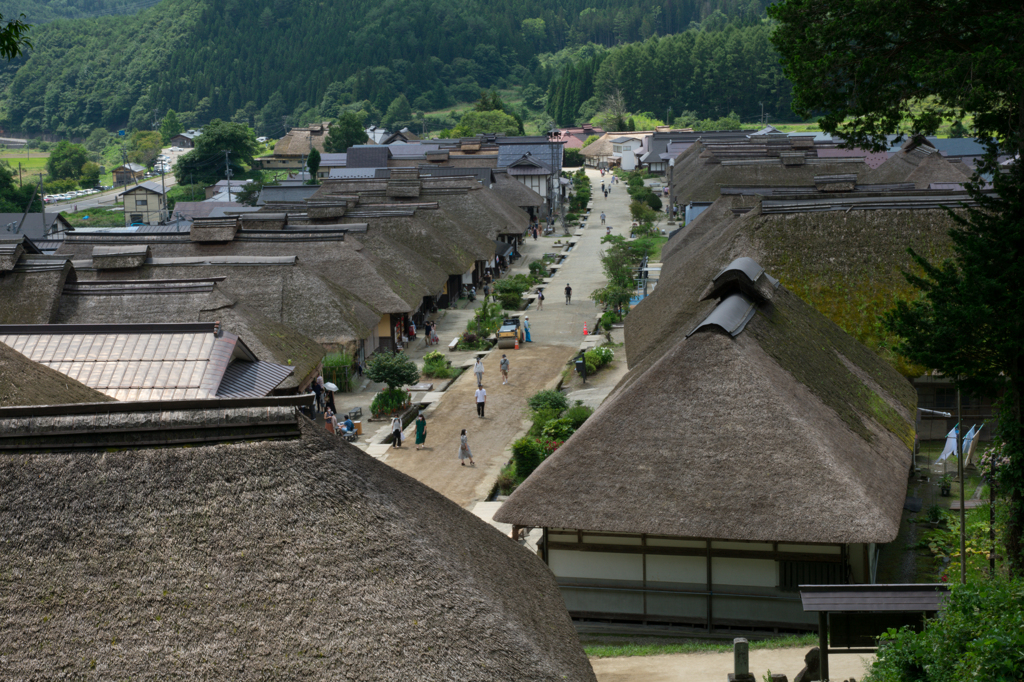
[169,129,200,148]
[112,163,145,186]
[119,181,167,226]
[610,136,644,170]
[256,122,331,171]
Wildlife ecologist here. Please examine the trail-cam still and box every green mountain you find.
[0,0,787,137]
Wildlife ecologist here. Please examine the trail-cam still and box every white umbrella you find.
[324,382,339,392]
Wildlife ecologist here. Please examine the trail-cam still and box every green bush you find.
[600,311,622,330]
[590,346,614,366]
[365,350,419,390]
[422,351,453,378]
[868,577,1024,682]
[512,437,543,480]
[529,260,549,278]
[542,417,576,441]
[528,389,569,413]
[564,405,593,429]
[370,387,409,417]
[527,407,562,438]
[645,192,663,211]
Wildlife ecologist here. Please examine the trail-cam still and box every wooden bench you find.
[448,337,460,352]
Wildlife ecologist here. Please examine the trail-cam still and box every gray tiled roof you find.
[497,140,562,176]
[256,185,321,205]
[347,145,392,168]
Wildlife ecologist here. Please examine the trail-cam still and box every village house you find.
[496,254,917,631]
[118,181,167,226]
[169,129,200,148]
[256,122,331,171]
[112,162,145,186]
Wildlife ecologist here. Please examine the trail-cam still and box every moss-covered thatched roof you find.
[0,341,113,407]
[497,249,916,544]
[0,418,595,681]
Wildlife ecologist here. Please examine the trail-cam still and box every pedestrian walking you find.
[536,290,544,310]
[459,429,474,466]
[414,413,427,450]
[311,377,324,413]
[565,284,572,305]
[533,226,538,240]
[474,357,485,387]
[499,354,510,384]
[475,386,487,418]
[603,189,608,199]
[390,415,403,448]
[601,182,605,192]
[524,315,532,343]
[600,211,606,225]
[324,406,339,435]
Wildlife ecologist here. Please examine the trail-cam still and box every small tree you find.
[324,111,369,153]
[79,162,100,188]
[365,351,419,391]
[159,109,184,144]
[306,147,321,182]
[46,141,89,180]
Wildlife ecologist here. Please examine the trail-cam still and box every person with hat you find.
[499,354,510,384]
[523,315,532,343]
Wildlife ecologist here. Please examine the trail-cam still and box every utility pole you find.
[957,383,966,585]
[38,173,46,234]
[224,150,232,201]
[160,158,167,223]
[17,161,21,188]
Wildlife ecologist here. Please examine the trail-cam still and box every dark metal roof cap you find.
[800,584,950,613]
[713,256,765,283]
[687,293,757,338]
[704,257,780,304]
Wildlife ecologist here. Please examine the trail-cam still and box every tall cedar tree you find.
[770,0,1024,574]
[306,147,320,182]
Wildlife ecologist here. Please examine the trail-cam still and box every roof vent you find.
[190,217,239,243]
[702,257,780,304]
[687,293,758,338]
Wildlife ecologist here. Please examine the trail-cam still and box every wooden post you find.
[818,611,829,682]
[706,539,713,632]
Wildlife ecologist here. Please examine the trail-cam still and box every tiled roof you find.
[0,323,290,401]
[348,145,392,168]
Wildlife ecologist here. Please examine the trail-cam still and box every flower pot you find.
[940,485,951,497]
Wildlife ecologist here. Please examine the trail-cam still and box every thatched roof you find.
[492,172,544,209]
[272,122,331,156]
[0,340,112,407]
[669,141,873,203]
[496,255,915,545]
[861,142,973,187]
[0,416,596,681]
[0,255,75,324]
[580,132,646,158]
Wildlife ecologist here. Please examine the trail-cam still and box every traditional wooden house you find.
[112,162,145,186]
[496,256,917,631]
[0,400,596,681]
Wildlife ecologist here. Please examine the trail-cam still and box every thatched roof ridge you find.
[0,418,596,681]
[0,341,113,407]
[862,146,974,187]
[496,279,915,544]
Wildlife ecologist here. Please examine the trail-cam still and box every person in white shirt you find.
[390,415,403,448]
[475,386,486,418]
[474,358,485,387]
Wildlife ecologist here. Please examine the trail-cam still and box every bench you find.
[448,337,460,352]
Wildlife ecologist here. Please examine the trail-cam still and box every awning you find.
[494,240,513,257]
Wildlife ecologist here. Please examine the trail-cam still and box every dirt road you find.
[381,344,573,507]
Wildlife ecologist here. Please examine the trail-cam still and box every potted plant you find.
[939,474,953,497]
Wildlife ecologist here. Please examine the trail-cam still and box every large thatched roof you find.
[0,340,112,406]
[0,255,75,324]
[669,140,874,203]
[0,415,595,681]
[496,256,915,545]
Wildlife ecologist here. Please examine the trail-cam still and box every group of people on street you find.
[312,375,357,438]
[391,413,428,450]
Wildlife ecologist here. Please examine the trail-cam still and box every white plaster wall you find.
[647,554,707,584]
[711,557,778,587]
[549,550,643,581]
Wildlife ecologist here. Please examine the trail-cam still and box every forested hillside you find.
[0,0,158,23]
[0,0,786,138]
